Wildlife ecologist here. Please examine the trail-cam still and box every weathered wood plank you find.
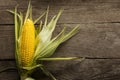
[45,59,120,80]
[1,0,120,80]
[55,23,120,58]
[0,25,14,59]
[1,0,120,8]
[0,59,120,80]
[0,61,18,80]
[0,23,120,59]
[1,0,120,24]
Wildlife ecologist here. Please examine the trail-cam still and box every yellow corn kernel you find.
[20,19,35,67]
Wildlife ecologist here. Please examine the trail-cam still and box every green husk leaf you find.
[40,66,57,80]
[15,7,18,41]
[44,6,49,27]
[38,21,43,33]
[7,10,21,19]
[34,10,63,58]
[14,6,20,66]
[38,15,56,43]
[24,1,31,23]
[35,26,79,58]
[7,10,23,37]
[22,64,43,71]
[34,26,66,59]
[34,12,45,24]
[30,5,32,20]
[39,57,84,61]
[19,12,23,37]
[61,25,79,42]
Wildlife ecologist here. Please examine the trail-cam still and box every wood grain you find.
[0,0,120,80]
[47,59,120,80]
[1,0,120,24]
[0,61,18,80]
[0,23,120,59]
[0,25,14,59]
[0,59,120,80]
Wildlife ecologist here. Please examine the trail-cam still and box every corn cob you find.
[20,19,35,67]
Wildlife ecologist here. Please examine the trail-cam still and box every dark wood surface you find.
[0,0,120,80]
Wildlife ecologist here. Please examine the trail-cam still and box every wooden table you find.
[0,0,120,80]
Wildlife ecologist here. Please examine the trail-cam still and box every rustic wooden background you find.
[1,0,120,80]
